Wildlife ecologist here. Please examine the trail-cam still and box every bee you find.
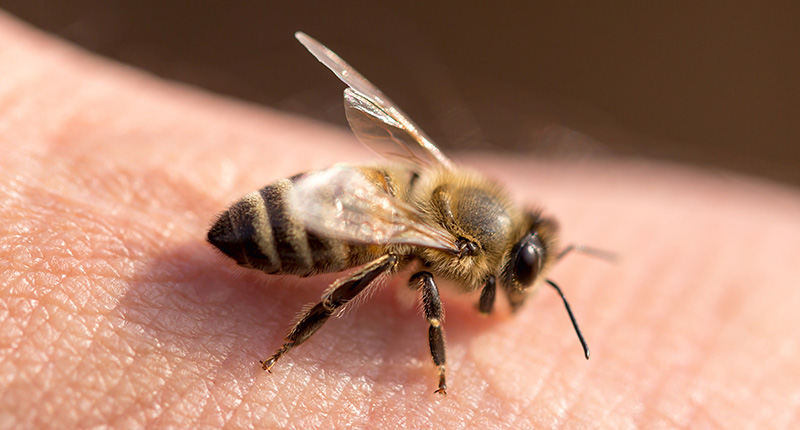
[207,32,599,395]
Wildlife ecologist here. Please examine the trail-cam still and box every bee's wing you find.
[288,165,459,253]
[296,32,455,170]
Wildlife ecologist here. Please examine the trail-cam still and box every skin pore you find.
[1,12,799,429]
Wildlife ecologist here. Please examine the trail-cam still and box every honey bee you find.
[207,32,598,395]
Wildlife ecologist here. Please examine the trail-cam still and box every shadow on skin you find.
[118,237,510,399]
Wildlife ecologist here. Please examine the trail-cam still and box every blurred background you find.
[2,2,797,186]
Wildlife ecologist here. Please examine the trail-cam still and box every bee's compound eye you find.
[512,235,544,287]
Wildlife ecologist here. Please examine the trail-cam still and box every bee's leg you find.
[503,284,528,313]
[260,254,398,371]
[477,275,496,314]
[409,271,447,395]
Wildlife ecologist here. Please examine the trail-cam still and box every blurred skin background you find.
[3,1,797,186]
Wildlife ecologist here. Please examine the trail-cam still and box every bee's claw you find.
[260,359,276,372]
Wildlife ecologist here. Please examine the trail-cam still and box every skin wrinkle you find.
[688,403,727,430]
[91,321,133,392]
[567,288,624,423]
[540,208,660,425]
[586,211,688,427]
[229,365,283,426]
[13,204,147,305]
[108,358,163,427]
[157,368,203,426]
[76,347,126,428]
[632,265,707,427]
[672,295,732,424]
[234,366,284,424]
[197,377,226,427]
[552,361,593,430]
[26,298,85,395]
[503,311,566,424]
[211,370,245,426]
[613,306,672,425]
[197,387,224,428]
[695,235,776,426]
[55,315,103,396]
[537,372,572,429]
[590,391,633,428]
[164,368,216,426]
[156,363,202,420]
[647,318,724,429]
[283,347,331,420]
[205,368,244,426]
[556,304,601,426]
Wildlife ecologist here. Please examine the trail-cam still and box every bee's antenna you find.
[546,279,590,360]
[557,244,617,262]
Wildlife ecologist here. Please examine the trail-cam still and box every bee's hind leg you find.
[260,254,398,371]
[409,271,448,395]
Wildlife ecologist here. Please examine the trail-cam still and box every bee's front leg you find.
[409,271,447,395]
[477,275,497,314]
[503,283,529,312]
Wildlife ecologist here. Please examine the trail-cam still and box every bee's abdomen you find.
[207,179,365,276]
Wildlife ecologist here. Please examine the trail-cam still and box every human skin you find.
[1,13,799,430]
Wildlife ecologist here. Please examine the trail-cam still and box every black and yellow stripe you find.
[207,168,402,276]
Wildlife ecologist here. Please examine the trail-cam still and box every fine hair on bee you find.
[206,32,609,395]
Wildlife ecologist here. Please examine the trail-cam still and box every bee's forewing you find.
[289,165,458,253]
[295,32,455,169]
[344,89,437,168]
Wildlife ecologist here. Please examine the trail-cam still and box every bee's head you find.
[501,214,559,299]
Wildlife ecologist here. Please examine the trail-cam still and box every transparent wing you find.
[295,32,455,169]
[288,165,459,253]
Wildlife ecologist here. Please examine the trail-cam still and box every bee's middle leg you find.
[409,271,447,395]
[261,254,398,371]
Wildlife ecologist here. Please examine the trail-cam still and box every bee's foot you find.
[260,358,277,372]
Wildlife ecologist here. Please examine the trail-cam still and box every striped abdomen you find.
[207,175,382,276]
